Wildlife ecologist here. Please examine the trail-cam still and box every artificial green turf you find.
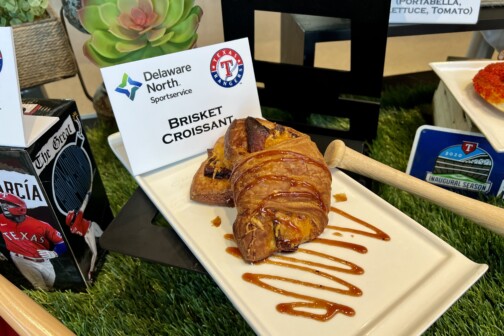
[26,85,504,335]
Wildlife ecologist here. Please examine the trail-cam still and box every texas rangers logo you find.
[210,48,244,88]
[462,141,478,155]
[0,50,3,74]
[115,73,142,101]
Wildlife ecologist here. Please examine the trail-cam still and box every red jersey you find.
[66,210,90,236]
[0,214,64,258]
[0,316,18,336]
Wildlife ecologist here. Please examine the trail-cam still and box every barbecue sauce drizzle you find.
[231,150,332,192]
[225,207,390,322]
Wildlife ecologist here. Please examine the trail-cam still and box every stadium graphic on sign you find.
[426,141,494,193]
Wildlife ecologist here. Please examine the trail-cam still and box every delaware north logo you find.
[115,73,142,101]
[210,48,244,88]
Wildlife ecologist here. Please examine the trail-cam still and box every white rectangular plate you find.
[430,60,504,152]
[108,132,487,336]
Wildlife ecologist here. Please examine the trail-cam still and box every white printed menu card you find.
[101,38,262,176]
[389,0,480,24]
[0,27,57,147]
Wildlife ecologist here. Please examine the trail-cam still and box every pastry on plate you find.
[190,117,332,262]
[473,61,504,112]
[190,136,234,207]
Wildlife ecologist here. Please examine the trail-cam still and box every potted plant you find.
[0,0,77,89]
[71,0,203,120]
[0,0,49,26]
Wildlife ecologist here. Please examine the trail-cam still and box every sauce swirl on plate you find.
[224,206,390,321]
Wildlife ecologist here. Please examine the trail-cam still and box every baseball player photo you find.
[64,186,104,281]
[0,192,67,291]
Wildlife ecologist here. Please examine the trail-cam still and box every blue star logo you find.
[115,73,142,101]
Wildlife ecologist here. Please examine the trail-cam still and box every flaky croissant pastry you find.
[190,117,332,262]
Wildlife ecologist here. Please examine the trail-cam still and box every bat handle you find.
[0,275,74,335]
[324,140,504,236]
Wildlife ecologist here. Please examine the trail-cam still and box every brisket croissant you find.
[190,117,332,262]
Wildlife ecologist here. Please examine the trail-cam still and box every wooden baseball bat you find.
[324,139,504,236]
[0,274,74,335]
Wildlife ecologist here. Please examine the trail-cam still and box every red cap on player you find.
[0,193,27,216]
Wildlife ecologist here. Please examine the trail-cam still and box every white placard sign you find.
[101,38,262,176]
[0,27,57,148]
[389,0,481,24]
[0,27,25,147]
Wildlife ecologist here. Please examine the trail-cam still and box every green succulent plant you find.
[78,0,203,67]
[0,0,49,26]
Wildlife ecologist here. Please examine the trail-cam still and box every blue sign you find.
[407,125,504,198]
